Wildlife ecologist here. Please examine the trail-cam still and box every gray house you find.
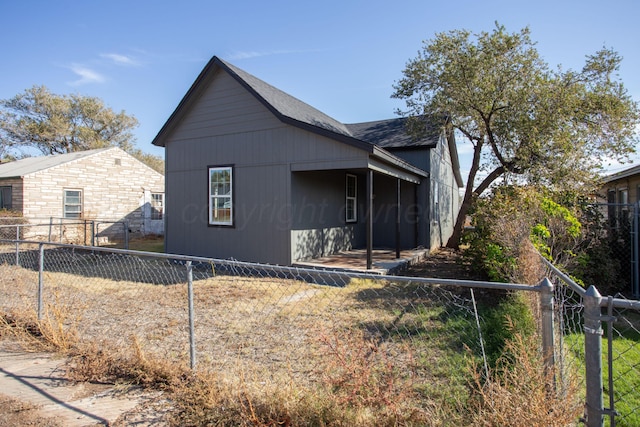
[152,56,463,267]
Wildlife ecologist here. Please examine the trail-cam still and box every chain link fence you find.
[1,239,639,425]
[0,240,558,423]
[0,218,130,248]
[589,203,640,298]
[543,258,640,427]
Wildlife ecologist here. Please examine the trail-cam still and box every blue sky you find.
[1,0,639,178]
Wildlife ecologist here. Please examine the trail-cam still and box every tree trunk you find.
[446,139,483,249]
[446,157,505,249]
[446,192,473,249]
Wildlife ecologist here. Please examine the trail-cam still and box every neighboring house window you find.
[63,189,82,219]
[607,189,616,228]
[151,193,164,220]
[346,174,357,223]
[619,188,629,222]
[0,186,12,210]
[209,166,233,226]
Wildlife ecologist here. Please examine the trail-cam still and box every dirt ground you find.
[0,394,61,427]
[404,247,487,281]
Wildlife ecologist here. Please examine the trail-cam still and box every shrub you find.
[464,185,591,284]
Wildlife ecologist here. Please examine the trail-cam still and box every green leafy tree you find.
[129,148,165,174]
[0,85,138,155]
[0,85,163,173]
[393,24,640,248]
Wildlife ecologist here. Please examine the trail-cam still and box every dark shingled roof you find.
[220,59,355,139]
[346,118,441,149]
[152,57,446,165]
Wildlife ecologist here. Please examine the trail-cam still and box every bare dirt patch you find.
[0,394,62,427]
[403,247,487,281]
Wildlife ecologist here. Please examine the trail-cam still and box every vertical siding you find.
[290,170,366,261]
[164,68,372,265]
[428,134,460,249]
[164,70,281,142]
[371,175,417,249]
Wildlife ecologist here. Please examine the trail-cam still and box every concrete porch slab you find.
[293,248,429,275]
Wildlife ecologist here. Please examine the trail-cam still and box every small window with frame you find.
[209,166,233,226]
[346,174,357,223]
[63,189,83,219]
[151,193,164,220]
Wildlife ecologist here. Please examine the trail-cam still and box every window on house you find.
[151,193,164,220]
[619,188,629,222]
[63,189,82,219]
[0,186,12,210]
[607,189,616,228]
[209,166,233,226]
[346,174,357,223]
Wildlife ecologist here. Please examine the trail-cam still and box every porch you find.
[293,247,429,275]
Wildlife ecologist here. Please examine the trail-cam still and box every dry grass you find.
[0,247,584,426]
[468,325,582,427]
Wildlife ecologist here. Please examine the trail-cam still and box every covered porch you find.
[293,247,429,275]
[290,151,430,270]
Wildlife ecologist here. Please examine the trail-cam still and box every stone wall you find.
[20,148,164,239]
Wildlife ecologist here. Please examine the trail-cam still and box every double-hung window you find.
[151,193,164,220]
[209,166,233,226]
[346,174,357,223]
[63,189,82,219]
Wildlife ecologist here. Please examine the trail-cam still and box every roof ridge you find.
[216,57,355,138]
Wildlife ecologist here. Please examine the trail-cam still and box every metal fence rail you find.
[0,240,639,426]
[0,218,129,248]
[543,258,640,427]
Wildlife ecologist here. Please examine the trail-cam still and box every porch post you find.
[396,178,401,259]
[367,169,373,269]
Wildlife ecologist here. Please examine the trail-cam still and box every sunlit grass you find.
[565,332,640,427]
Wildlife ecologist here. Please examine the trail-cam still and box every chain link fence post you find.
[37,243,44,320]
[634,202,639,298]
[15,225,20,267]
[539,278,555,386]
[186,260,196,370]
[584,285,604,427]
[124,221,129,250]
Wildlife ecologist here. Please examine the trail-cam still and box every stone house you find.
[0,147,165,241]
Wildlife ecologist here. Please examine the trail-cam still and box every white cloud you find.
[68,64,106,86]
[226,48,325,61]
[227,51,268,60]
[100,53,139,66]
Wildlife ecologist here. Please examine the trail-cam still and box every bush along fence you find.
[0,240,638,426]
[0,218,130,248]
